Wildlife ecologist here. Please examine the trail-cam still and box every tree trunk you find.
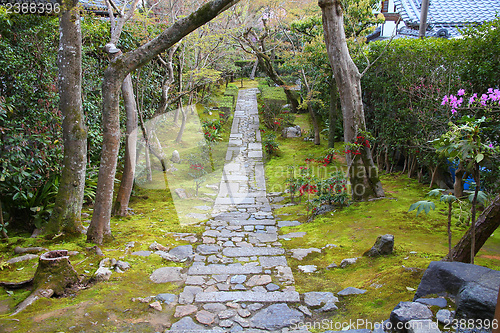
[445,194,500,263]
[175,101,187,143]
[447,201,452,260]
[33,250,78,295]
[470,161,480,264]
[87,0,239,244]
[47,0,86,237]
[249,58,259,80]
[112,75,137,217]
[0,197,7,239]
[301,69,320,145]
[454,161,465,198]
[328,79,338,148]
[318,0,384,201]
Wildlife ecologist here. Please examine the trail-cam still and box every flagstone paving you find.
[167,89,311,332]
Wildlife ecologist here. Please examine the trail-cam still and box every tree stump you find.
[33,250,79,296]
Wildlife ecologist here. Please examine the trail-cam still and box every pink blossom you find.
[441,95,449,105]
[481,94,488,106]
[469,93,477,105]
[457,89,465,96]
[451,108,457,115]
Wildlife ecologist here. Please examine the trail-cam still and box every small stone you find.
[252,286,267,293]
[233,284,246,290]
[149,241,169,251]
[131,251,151,257]
[247,303,264,311]
[217,283,230,291]
[266,283,280,291]
[204,285,218,292]
[203,303,227,312]
[170,317,204,331]
[226,302,240,309]
[149,267,184,283]
[245,275,272,287]
[186,276,205,285]
[340,257,358,268]
[326,262,338,270]
[213,274,229,282]
[94,267,112,281]
[115,260,131,271]
[174,305,197,317]
[230,275,247,284]
[219,319,234,328]
[178,286,203,304]
[237,308,251,318]
[436,309,454,325]
[203,237,216,244]
[171,150,181,163]
[298,305,312,317]
[338,287,367,296]
[232,315,250,327]
[156,293,177,305]
[218,309,237,319]
[149,301,162,311]
[196,310,215,325]
[298,265,317,273]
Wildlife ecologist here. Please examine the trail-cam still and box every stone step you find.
[188,263,262,275]
[194,291,300,303]
[228,219,276,226]
[223,247,285,257]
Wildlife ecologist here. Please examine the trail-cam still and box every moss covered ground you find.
[261,87,500,327]
[0,80,498,332]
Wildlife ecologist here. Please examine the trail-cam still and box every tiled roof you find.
[79,0,134,14]
[394,0,500,28]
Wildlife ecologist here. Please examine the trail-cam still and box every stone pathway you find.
[168,89,306,332]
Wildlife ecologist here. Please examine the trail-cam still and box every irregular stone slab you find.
[298,265,317,273]
[149,301,162,311]
[131,251,151,257]
[230,275,247,284]
[276,265,295,284]
[94,267,112,281]
[245,275,272,287]
[219,319,234,328]
[237,308,251,318]
[169,245,194,261]
[259,256,287,268]
[298,305,312,317]
[290,248,321,260]
[218,309,237,319]
[174,304,197,317]
[170,316,206,332]
[415,297,447,308]
[196,310,215,325]
[250,303,304,330]
[156,293,177,305]
[188,263,262,275]
[247,303,264,311]
[186,276,205,285]
[179,286,203,304]
[213,274,229,282]
[195,291,300,303]
[223,247,285,257]
[390,302,433,329]
[406,319,441,333]
[155,250,181,262]
[196,245,221,255]
[249,233,277,243]
[203,303,227,312]
[363,234,394,257]
[14,246,47,254]
[340,257,359,268]
[304,292,339,308]
[277,220,301,228]
[185,213,208,220]
[150,267,184,283]
[266,283,280,291]
[7,253,42,263]
[338,287,367,296]
[279,232,307,239]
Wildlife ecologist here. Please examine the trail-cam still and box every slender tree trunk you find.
[447,201,452,260]
[318,0,384,201]
[249,58,258,80]
[175,101,187,143]
[454,161,465,198]
[47,0,86,236]
[328,79,338,148]
[429,165,438,188]
[445,194,500,262]
[470,161,480,264]
[0,198,7,239]
[112,75,137,217]
[87,0,240,244]
[301,69,320,145]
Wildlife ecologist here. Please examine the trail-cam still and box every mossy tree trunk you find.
[328,79,338,148]
[46,0,86,236]
[33,250,79,295]
[87,0,240,244]
[318,0,384,201]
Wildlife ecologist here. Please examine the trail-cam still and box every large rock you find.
[170,316,206,332]
[149,267,184,283]
[413,261,500,320]
[363,234,394,257]
[389,302,433,332]
[250,303,304,330]
[171,150,181,163]
[304,291,339,312]
[282,125,301,138]
[169,245,194,261]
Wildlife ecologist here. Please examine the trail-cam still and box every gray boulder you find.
[169,245,194,261]
[413,261,500,320]
[250,303,304,330]
[389,302,433,332]
[363,234,394,257]
[282,125,301,138]
[171,150,180,163]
